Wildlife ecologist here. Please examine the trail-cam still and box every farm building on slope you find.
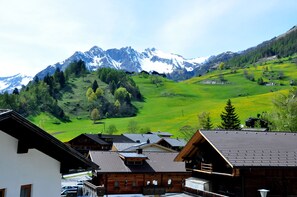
[175,130,297,197]
[0,110,98,197]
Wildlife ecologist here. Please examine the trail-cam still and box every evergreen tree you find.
[92,80,99,92]
[220,99,241,129]
[12,88,19,95]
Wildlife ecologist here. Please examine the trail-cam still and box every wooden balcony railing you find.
[83,181,105,197]
[201,162,213,173]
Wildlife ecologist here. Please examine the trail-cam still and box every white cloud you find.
[0,0,296,76]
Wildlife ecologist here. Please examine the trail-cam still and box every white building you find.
[0,110,98,197]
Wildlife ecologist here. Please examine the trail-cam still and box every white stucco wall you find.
[0,131,61,197]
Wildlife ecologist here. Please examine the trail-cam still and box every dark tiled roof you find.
[123,134,161,143]
[84,134,109,145]
[70,134,135,145]
[100,134,135,143]
[90,151,187,173]
[201,130,297,167]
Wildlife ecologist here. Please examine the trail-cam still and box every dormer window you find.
[119,152,148,166]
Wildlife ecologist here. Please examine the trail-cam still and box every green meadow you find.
[30,60,297,142]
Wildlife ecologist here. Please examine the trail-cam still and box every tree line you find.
[0,60,143,121]
[227,27,297,68]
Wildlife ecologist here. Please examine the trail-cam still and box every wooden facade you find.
[95,172,189,195]
[67,134,111,156]
[175,130,297,197]
[89,151,191,195]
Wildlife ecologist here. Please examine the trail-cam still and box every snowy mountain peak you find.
[35,46,209,80]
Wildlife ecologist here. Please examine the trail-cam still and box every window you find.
[168,179,172,186]
[0,189,5,197]
[124,180,128,187]
[20,184,31,197]
[132,181,137,187]
[114,181,119,188]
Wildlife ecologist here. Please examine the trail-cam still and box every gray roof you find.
[201,130,297,168]
[90,151,187,173]
[148,131,173,137]
[113,143,139,151]
[123,134,161,143]
[119,152,148,159]
[121,143,176,152]
[158,138,186,147]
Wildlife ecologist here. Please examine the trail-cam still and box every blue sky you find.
[0,0,296,76]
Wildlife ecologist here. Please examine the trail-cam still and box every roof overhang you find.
[0,110,99,173]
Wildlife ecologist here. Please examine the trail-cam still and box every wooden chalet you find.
[67,133,134,155]
[89,150,190,195]
[175,130,297,197]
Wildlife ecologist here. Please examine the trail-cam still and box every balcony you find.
[201,162,213,173]
[82,181,105,197]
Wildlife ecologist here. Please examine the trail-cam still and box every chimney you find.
[98,133,102,138]
[147,138,150,144]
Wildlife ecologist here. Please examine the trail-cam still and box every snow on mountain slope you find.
[0,46,212,93]
[35,46,208,80]
[0,74,32,93]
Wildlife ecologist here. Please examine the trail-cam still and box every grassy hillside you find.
[30,58,297,141]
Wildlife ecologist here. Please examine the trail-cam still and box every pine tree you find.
[220,99,241,129]
[92,80,99,92]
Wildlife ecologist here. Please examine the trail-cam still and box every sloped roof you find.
[175,130,297,168]
[123,133,161,143]
[112,143,139,151]
[68,134,135,145]
[84,134,109,145]
[99,134,135,143]
[147,131,173,137]
[157,138,186,147]
[0,110,98,173]
[122,142,176,152]
[90,151,187,173]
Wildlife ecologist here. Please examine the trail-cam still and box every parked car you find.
[61,187,77,197]
[61,185,77,191]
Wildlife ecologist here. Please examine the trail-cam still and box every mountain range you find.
[35,46,211,80]
[0,47,213,93]
[1,25,296,93]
